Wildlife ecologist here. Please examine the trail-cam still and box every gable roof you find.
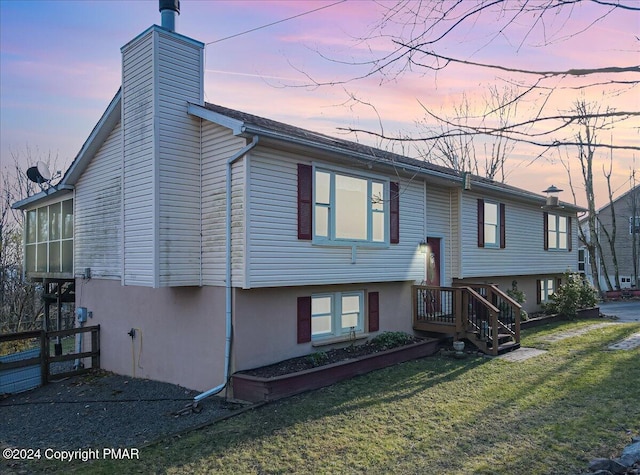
[14,93,583,213]
[192,102,584,212]
[12,89,122,210]
[596,184,640,214]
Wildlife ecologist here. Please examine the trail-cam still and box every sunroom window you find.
[314,169,386,244]
[25,199,73,274]
[311,291,364,340]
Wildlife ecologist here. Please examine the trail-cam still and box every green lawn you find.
[57,320,640,473]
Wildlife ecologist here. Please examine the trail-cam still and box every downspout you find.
[194,135,259,403]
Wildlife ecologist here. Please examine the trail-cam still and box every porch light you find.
[419,240,428,254]
[542,185,563,208]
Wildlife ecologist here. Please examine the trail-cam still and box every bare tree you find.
[302,1,639,155]
[417,85,519,181]
[597,153,621,289]
[0,149,56,334]
[562,100,617,294]
[630,168,640,286]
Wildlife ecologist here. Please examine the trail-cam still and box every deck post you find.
[455,288,464,333]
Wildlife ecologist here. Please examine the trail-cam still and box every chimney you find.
[159,0,180,32]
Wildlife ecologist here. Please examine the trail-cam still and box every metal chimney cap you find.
[159,0,180,13]
[542,185,563,194]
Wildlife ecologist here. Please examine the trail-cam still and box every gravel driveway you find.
[0,370,247,453]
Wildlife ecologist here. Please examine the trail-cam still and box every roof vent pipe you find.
[159,0,180,32]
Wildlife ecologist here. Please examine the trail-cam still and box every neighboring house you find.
[581,184,640,291]
[13,4,582,394]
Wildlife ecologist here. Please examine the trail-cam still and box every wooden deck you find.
[412,284,521,355]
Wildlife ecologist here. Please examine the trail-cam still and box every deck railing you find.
[466,284,521,345]
[412,283,521,355]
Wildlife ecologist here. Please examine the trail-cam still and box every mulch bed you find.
[238,336,423,378]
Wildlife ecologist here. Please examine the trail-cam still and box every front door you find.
[424,237,442,315]
[425,237,441,287]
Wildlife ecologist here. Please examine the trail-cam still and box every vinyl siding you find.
[121,27,204,287]
[597,189,640,281]
[156,31,203,286]
[247,147,424,287]
[459,190,578,278]
[200,122,246,286]
[74,121,122,279]
[425,186,459,284]
[122,30,156,287]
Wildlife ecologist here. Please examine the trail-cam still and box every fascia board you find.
[187,103,244,134]
[12,186,74,210]
[62,89,122,185]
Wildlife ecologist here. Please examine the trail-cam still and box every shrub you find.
[506,280,529,321]
[370,331,414,350]
[546,272,599,318]
[307,351,329,367]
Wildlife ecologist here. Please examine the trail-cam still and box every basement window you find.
[311,291,364,340]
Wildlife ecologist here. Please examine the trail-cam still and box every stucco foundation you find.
[76,279,226,392]
[78,279,416,392]
[453,275,563,314]
[232,281,415,372]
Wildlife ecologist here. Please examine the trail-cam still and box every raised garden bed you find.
[232,337,440,403]
[521,306,601,329]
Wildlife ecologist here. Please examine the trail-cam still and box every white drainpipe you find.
[194,135,259,403]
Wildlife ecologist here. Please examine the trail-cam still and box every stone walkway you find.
[608,332,640,350]
[497,321,640,362]
[539,322,618,343]
[496,347,547,362]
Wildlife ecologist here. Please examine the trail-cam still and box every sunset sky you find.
[1,0,638,208]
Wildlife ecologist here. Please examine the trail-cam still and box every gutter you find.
[194,135,259,403]
[12,185,75,210]
[237,124,583,213]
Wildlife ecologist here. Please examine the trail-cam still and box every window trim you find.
[629,216,640,235]
[477,199,505,249]
[544,212,571,251]
[537,278,557,304]
[312,165,390,247]
[311,291,365,341]
[25,199,74,274]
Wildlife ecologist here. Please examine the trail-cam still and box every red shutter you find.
[477,199,485,247]
[543,212,549,250]
[499,203,506,249]
[297,164,313,240]
[536,279,542,304]
[297,296,311,343]
[390,182,400,244]
[567,216,572,251]
[368,292,380,332]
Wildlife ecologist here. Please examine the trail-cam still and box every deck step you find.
[496,342,520,355]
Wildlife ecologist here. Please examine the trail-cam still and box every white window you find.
[25,199,73,274]
[314,169,387,244]
[629,216,640,235]
[539,278,556,303]
[484,201,499,247]
[547,214,568,250]
[578,248,586,272]
[311,291,364,340]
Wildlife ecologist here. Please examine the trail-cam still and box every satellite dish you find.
[26,162,52,186]
[37,161,51,180]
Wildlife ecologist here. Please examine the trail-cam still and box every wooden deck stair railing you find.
[412,284,521,356]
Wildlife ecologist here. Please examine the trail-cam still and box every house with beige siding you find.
[13,3,582,396]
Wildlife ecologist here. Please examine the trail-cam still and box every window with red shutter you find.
[297,164,313,240]
[368,291,380,332]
